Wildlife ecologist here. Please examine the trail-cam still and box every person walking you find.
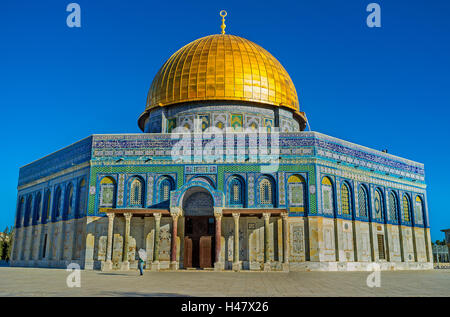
[137,248,147,276]
[138,255,144,276]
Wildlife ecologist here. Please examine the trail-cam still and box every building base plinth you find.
[263,262,271,272]
[170,261,179,270]
[101,260,113,271]
[150,261,160,271]
[120,261,130,271]
[232,261,242,272]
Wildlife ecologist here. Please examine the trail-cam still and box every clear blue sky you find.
[1,0,449,241]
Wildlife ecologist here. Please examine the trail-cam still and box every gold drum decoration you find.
[139,34,305,130]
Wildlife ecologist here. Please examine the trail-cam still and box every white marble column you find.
[151,213,161,271]
[232,213,241,271]
[102,213,115,271]
[263,212,271,271]
[121,212,132,270]
[281,212,289,271]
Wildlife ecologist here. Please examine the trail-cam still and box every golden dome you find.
[143,34,301,114]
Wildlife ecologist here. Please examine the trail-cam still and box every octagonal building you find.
[10,25,432,271]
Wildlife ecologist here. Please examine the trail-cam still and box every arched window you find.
[388,191,398,222]
[24,196,32,226]
[33,192,42,223]
[414,196,424,225]
[100,177,116,208]
[229,177,244,206]
[159,177,174,203]
[321,177,334,215]
[402,195,411,222]
[358,185,369,218]
[259,177,274,206]
[129,178,144,207]
[341,183,351,215]
[16,197,24,227]
[373,189,384,220]
[42,190,51,221]
[288,175,306,212]
[64,183,74,218]
[53,187,62,219]
[76,179,87,217]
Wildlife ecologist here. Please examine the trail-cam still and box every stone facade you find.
[10,132,432,271]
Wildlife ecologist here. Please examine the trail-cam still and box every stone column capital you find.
[281,212,289,220]
[170,207,182,217]
[214,207,223,217]
[107,212,115,220]
[123,212,132,221]
[153,213,162,221]
[262,212,271,220]
[232,212,240,220]
[171,213,179,221]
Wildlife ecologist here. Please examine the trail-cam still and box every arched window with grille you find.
[33,192,42,223]
[259,176,274,206]
[129,178,144,207]
[388,191,398,222]
[23,196,32,226]
[373,188,384,220]
[99,177,116,208]
[42,190,51,222]
[16,197,24,227]
[358,185,369,218]
[321,177,334,215]
[402,194,411,222]
[288,175,306,212]
[64,183,74,218]
[341,182,351,216]
[414,196,424,225]
[229,176,244,206]
[157,176,175,207]
[76,179,87,217]
[53,187,62,219]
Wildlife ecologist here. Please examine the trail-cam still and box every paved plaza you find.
[0,267,449,297]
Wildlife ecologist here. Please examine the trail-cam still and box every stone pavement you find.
[0,267,449,297]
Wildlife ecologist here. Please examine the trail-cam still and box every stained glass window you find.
[388,192,398,221]
[230,178,243,205]
[402,195,411,222]
[341,183,351,215]
[130,178,144,206]
[358,186,368,218]
[260,178,273,205]
[159,178,173,202]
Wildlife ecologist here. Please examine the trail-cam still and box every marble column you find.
[232,213,241,271]
[121,212,132,270]
[281,212,289,271]
[170,213,179,270]
[263,212,271,271]
[214,211,224,271]
[151,213,161,271]
[102,212,115,271]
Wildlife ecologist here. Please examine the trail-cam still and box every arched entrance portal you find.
[182,187,215,269]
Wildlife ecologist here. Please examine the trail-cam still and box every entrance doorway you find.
[184,216,215,268]
[182,186,215,269]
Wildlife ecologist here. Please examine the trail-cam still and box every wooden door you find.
[184,236,193,268]
[199,236,212,268]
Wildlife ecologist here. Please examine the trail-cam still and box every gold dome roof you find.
[143,34,300,113]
